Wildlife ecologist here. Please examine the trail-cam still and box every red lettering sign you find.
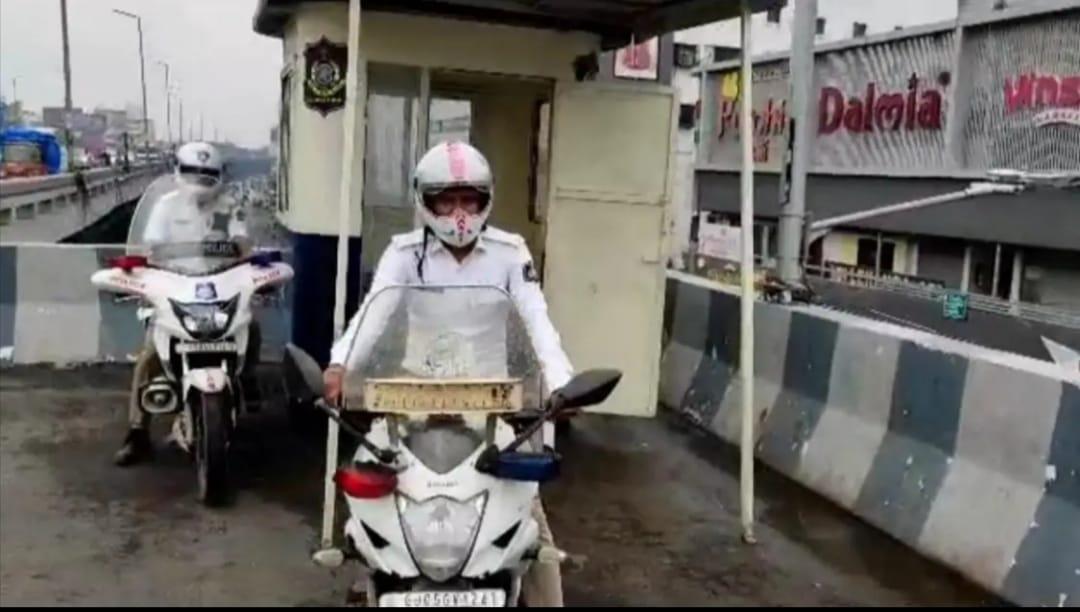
[1004,73,1080,113]
[818,73,945,135]
[716,97,788,163]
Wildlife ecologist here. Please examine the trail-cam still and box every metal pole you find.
[60,0,73,161]
[178,97,184,144]
[777,0,817,286]
[136,19,148,148]
[157,61,170,145]
[738,0,756,545]
[323,0,364,552]
[992,242,1002,298]
[112,10,149,149]
[1009,248,1024,304]
[875,232,883,276]
[961,244,972,292]
[808,182,1023,234]
[761,224,771,267]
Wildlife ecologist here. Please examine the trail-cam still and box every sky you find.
[677,0,960,50]
[0,0,281,148]
[1,0,960,149]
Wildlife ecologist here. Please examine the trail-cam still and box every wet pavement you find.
[0,365,1003,606]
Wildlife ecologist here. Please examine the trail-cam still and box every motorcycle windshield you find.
[342,285,544,413]
[343,285,543,473]
[126,175,245,275]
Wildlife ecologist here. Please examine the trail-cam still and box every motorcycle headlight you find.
[397,493,486,582]
[168,295,239,340]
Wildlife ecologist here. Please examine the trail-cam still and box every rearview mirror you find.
[283,343,325,403]
[551,369,622,411]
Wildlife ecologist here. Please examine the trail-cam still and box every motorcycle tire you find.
[195,391,231,507]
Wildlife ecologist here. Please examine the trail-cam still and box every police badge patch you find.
[522,262,540,283]
[303,37,347,116]
[195,282,218,301]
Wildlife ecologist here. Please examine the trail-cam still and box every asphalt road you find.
[0,365,1002,606]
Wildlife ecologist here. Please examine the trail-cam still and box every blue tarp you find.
[0,127,63,174]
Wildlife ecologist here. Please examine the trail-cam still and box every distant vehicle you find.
[0,128,62,179]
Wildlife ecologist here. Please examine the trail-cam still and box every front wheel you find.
[194,391,231,507]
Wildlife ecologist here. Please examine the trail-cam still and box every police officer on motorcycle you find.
[114,141,260,466]
[324,141,572,606]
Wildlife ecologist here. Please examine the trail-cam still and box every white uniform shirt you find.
[141,189,247,246]
[330,226,574,394]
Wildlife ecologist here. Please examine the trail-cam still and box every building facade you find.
[693,1,1079,313]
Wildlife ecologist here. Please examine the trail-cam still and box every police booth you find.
[254,0,781,418]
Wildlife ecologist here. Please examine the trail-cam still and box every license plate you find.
[176,341,237,354]
[378,589,505,608]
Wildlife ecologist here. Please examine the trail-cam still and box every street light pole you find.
[114,9,149,150]
[60,0,74,161]
[777,0,818,288]
[156,60,170,146]
[738,0,756,546]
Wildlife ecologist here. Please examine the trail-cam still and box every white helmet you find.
[175,141,224,198]
[413,141,493,247]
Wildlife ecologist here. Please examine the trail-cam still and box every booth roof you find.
[253,0,785,48]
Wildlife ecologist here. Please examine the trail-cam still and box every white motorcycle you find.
[92,176,294,505]
[284,285,620,607]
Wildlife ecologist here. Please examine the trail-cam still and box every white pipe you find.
[738,0,756,545]
[324,0,363,551]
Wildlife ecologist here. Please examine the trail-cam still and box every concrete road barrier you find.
[0,244,291,365]
[661,271,1079,607]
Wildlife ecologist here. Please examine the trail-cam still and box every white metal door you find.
[543,81,676,417]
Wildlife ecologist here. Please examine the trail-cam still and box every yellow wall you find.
[280,3,365,237]
[823,231,913,273]
[360,12,595,79]
[458,79,551,258]
[823,232,860,266]
[277,7,598,237]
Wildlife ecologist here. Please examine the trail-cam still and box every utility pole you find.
[178,97,184,144]
[156,61,170,145]
[113,10,149,150]
[60,0,74,160]
[737,0,756,546]
[776,0,818,288]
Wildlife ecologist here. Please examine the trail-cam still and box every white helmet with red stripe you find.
[413,141,493,247]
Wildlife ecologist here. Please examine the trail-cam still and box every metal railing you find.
[0,164,162,225]
[806,263,1080,330]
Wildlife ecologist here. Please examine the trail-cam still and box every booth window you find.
[428,98,472,147]
[678,104,696,129]
[674,43,698,69]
